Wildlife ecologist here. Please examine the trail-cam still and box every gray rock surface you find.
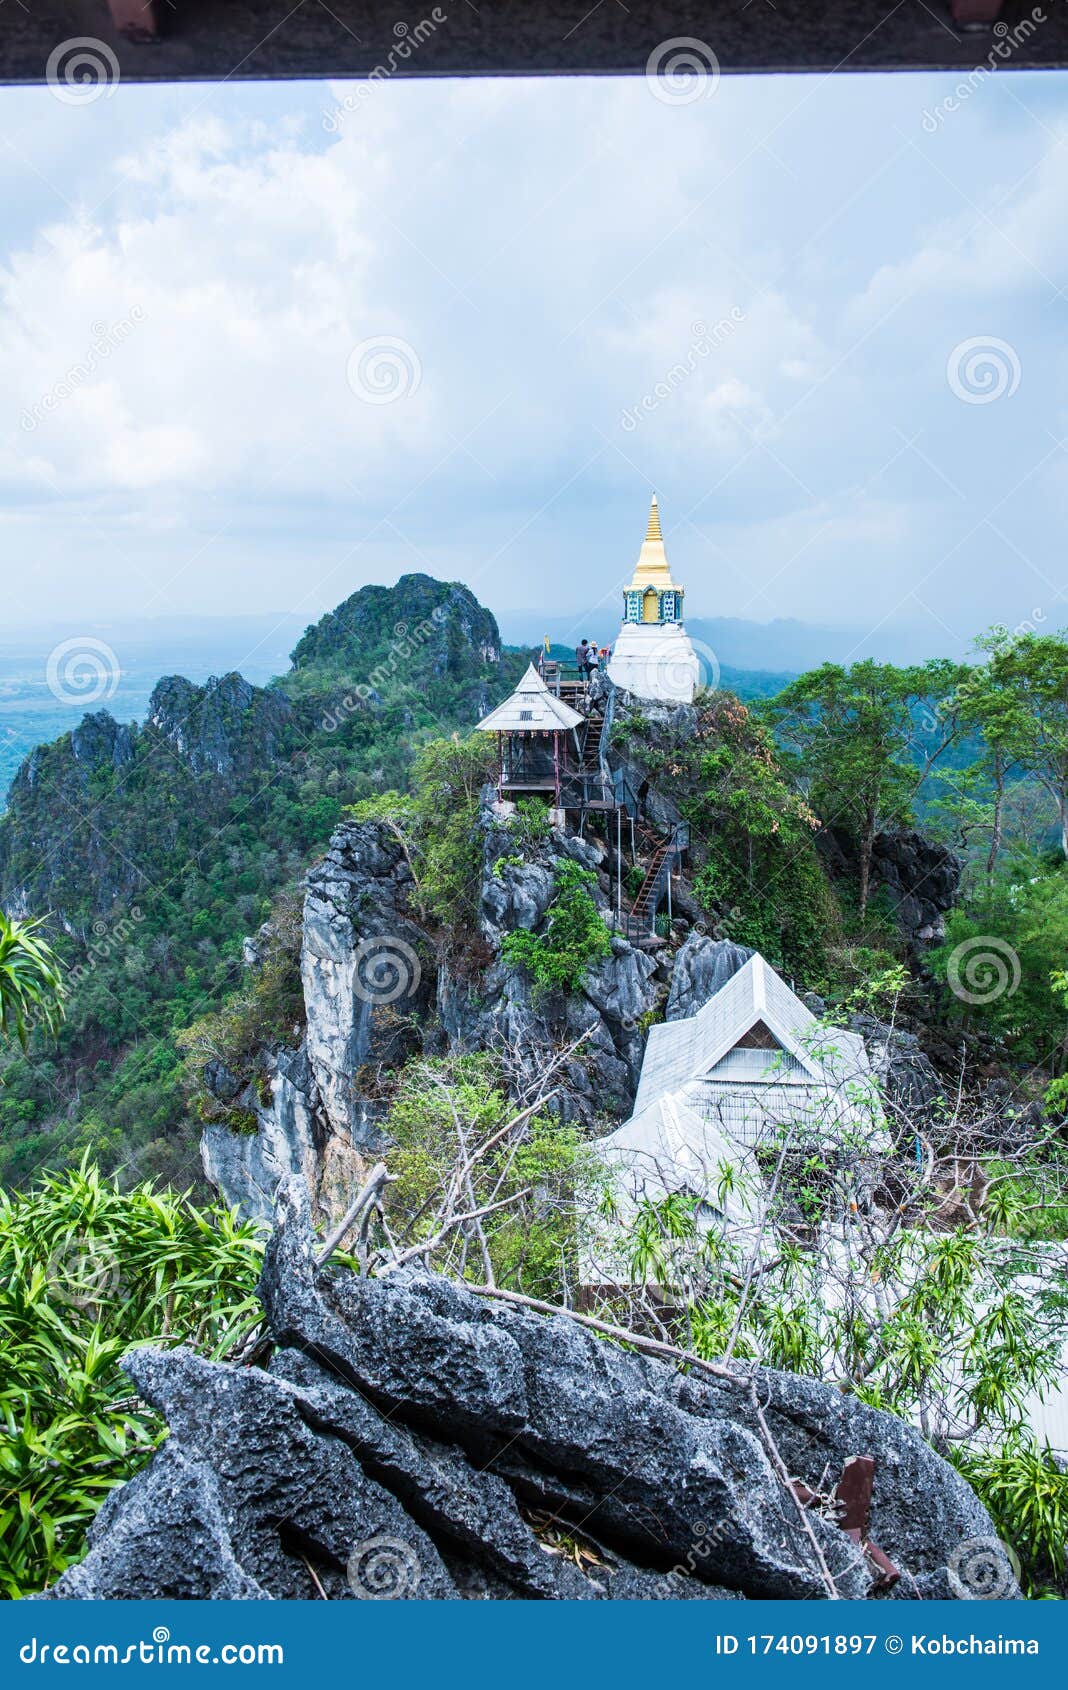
[147,672,293,780]
[201,1046,363,1228]
[666,933,755,1021]
[851,1015,946,1118]
[301,822,434,1150]
[40,1184,1016,1602]
[202,803,665,1211]
[818,827,962,954]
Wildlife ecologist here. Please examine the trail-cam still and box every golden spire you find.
[627,492,678,589]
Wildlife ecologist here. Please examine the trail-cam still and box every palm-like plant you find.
[0,911,65,1048]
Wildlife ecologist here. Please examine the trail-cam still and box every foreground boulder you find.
[38,1185,1014,1601]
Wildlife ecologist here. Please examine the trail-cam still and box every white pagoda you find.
[607,494,700,704]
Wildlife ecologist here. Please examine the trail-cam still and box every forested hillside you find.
[0,576,524,1188]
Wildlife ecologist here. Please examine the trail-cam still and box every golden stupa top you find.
[626,494,682,590]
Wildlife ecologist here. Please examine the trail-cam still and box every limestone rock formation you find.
[818,827,962,954]
[37,1184,1015,1603]
[204,800,663,1217]
[200,1047,364,1231]
[666,933,755,1022]
[147,672,293,780]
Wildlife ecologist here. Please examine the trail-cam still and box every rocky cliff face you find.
[203,794,969,1228]
[147,673,293,780]
[0,672,297,923]
[203,797,665,1221]
[37,1181,1014,1602]
[818,826,962,954]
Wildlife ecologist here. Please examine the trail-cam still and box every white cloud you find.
[0,72,1064,645]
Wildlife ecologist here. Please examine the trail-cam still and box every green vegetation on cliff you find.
[0,578,525,1188]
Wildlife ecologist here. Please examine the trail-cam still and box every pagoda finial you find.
[645,492,662,544]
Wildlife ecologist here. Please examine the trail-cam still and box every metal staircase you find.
[623,819,690,940]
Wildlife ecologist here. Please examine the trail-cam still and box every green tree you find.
[683,694,834,976]
[962,630,1068,859]
[501,860,611,999]
[765,659,968,914]
[929,857,1068,1065]
[347,735,496,934]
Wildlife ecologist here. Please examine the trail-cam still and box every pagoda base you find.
[607,622,700,704]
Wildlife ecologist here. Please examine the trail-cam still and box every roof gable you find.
[634,953,871,1114]
[475,662,586,733]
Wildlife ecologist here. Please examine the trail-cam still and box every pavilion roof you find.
[634,953,871,1115]
[475,663,586,733]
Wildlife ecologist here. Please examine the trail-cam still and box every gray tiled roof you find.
[475,663,585,733]
[634,953,870,1116]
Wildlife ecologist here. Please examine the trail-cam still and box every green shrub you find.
[955,1442,1068,1596]
[0,1163,263,1596]
[381,1054,599,1300]
[176,887,304,1128]
[508,798,552,852]
[501,861,611,999]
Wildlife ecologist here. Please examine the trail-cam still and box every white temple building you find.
[630,953,877,1148]
[607,495,701,705]
[583,953,882,1286]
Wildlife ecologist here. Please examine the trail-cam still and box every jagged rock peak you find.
[147,671,293,778]
[290,573,505,676]
[666,933,754,1022]
[36,1181,1014,1602]
[69,711,135,772]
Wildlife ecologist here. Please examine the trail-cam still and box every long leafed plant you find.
[0,1161,264,1597]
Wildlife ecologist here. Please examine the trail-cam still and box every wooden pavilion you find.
[475,662,585,805]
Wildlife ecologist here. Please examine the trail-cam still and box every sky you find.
[2,63,1068,662]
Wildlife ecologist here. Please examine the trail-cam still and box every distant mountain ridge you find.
[498,610,954,671]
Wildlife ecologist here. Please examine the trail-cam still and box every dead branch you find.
[316,1162,395,1266]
